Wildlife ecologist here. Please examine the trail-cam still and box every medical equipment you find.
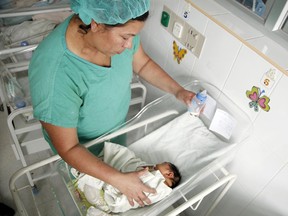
[9,80,252,216]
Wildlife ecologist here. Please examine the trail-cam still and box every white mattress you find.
[128,112,236,182]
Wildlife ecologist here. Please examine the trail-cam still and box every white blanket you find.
[77,142,172,214]
[78,113,234,215]
[129,113,235,182]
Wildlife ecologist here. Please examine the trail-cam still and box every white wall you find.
[140,0,288,215]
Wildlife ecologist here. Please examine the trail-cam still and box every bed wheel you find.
[32,185,39,195]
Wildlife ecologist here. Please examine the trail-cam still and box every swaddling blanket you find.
[77,142,172,214]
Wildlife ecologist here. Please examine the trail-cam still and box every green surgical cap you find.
[70,0,150,25]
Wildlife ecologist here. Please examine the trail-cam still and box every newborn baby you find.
[74,142,181,215]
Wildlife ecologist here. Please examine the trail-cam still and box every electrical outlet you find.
[172,22,184,38]
[185,27,205,58]
[161,5,205,58]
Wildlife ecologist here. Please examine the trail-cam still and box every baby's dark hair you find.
[168,162,181,188]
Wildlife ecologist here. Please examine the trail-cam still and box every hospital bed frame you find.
[9,80,252,216]
[5,80,146,187]
[0,0,71,116]
[9,109,237,216]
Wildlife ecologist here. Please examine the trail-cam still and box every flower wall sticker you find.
[246,86,270,112]
[173,40,187,64]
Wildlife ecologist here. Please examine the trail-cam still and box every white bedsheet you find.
[129,112,235,182]
[77,113,235,216]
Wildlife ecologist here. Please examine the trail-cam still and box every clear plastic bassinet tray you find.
[10,80,252,216]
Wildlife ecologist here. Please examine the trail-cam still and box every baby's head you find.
[155,162,181,188]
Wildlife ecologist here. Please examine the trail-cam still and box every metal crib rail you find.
[9,109,179,216]
[0,4,71,18]
[84,110,179,149]
[164,168,237,216]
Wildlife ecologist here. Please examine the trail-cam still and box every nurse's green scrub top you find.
[28,15,140,154]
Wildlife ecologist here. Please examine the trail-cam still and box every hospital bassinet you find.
[9,80,252,216]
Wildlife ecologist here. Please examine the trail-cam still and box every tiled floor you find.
[0,110,22,214]
[0,110,53,215]
[0,108,79,215]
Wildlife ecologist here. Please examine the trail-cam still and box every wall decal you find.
[173,40,187,64]
[182,3,191,19]
[183,10,189,18]
[260,68,276,89]
[246,86,270,112]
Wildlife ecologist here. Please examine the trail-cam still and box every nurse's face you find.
[91,20,145,56]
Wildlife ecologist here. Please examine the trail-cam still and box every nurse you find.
[28,0,194,207]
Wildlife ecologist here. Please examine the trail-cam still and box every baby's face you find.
[155,162,175,188]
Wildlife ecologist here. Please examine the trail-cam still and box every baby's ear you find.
[167,171,174,178]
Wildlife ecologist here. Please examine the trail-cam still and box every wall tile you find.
[213,13,263,40]
[144,3,167,42]
[212,181,252,216]
[140,32,170,69]
[222,45,281,121]
[193,19,242,89]
[177,1,209,34]
[163,39,195,83]
[140,0,170,68]
[253,75,288,163]
[247,36,288,70]
[240,164,288,216]
[189,0,229,15]
[164,0,180,11]
[142,0,198,84]
[228,136,284,198]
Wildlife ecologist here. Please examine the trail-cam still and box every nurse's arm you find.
[40,121,156,206]
[132,44,194,105]
[40,121,109,177]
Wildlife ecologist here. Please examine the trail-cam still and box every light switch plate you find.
[161,5,205,58]
[173,22,184,38]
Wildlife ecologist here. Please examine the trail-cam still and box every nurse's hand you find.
[175,88,195,106]
[113,169,157,207]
